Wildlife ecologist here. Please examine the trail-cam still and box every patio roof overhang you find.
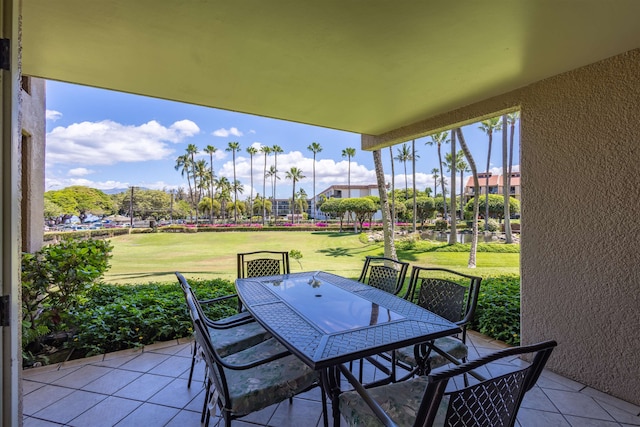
[21,1,640,139]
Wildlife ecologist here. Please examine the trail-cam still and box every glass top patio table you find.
[235,271,461,370]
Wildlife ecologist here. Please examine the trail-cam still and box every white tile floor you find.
[22,332,640,426]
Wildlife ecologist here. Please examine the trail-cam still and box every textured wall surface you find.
[362,48,640,405]
[20,77,46,252]
[519,49,640,405]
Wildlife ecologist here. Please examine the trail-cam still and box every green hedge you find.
[471,275,520,345]
[70,279,238,356]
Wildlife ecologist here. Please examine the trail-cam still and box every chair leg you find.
[188,341,198,388]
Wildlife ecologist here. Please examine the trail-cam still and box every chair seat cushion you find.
[396,336,468,370]
[208,320,271,358]
[339,376,448,427]
[219,339,318,416]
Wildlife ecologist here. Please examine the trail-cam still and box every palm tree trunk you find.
[484,134,492,231]
[412,140,417,233]
[262,154,267,225]
[389,146,395,236]
[437,145,448,219]
[449,131,457,244]
[373,150,397,260]
[456,128,479,268]
[502,115,513,242]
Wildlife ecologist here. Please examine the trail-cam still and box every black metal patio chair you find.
[184,289,325,427]
[393,266,482,382]
[176,272,271,387]
[339,340,557,427]
[237,250,290,279]
[358,256,409,295]
[351,256,409,384]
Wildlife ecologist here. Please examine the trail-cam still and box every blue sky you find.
[45,80,519,199]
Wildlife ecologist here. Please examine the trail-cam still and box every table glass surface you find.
[259,274,405,334]
[235,271,460,368]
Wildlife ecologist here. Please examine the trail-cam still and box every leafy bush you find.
[485,218,499,232]
[433,219,448,231]
[21,238,113,361]
[471,275,520,345]
[71,279,237,356]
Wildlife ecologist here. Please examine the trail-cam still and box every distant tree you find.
[203,144,217,224]
[426,132,450,219]
[226,141,241,224]
[320,197,347,232]
[431,167,440,198]
[405,197,435,229]
[260,145,271,224]
[186,144,199,219]
[271,145,284,218]
[341,147,356,198]
[45,186,114,222]
[341,198,376,232]
[246,145,258,223]
[394,143,413,199]
[285,167,305,222]
[465,194,520,220]
[307,142,322,218]
[479,117,502,231]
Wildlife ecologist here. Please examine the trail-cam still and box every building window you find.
[21,75,31,94]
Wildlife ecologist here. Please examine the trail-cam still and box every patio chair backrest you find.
[416,340,557,427]
[405,267,481,342]
[237,251,290,278]
[358,256,409,295]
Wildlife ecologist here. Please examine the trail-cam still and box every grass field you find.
[103,231,520,284]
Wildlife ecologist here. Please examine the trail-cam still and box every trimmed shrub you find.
[71,279,237,356]
[471,275,520,345]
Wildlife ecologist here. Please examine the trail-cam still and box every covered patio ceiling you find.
[22,1,640,138]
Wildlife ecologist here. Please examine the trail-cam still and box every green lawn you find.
[104,231,520,285]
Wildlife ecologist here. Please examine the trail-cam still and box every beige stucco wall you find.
[19,77,46,252]
[363,48,640,405]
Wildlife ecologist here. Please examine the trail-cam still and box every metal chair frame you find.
[358,256,409,295]
[176,272,268,388]
[237,251,290,279]
[185,290,326,427]
[339,340,557,427]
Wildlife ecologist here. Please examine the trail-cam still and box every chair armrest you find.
[218,349,292,370]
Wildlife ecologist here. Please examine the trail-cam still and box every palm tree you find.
[203,145,217,224]
[307,142,322,219]
[295,188,309,223]
[342,147,356,198]
[373,149,398,260]
[260,145,272,224]
[505,111,520,243]
[478,117,502,231]
[285,167,305,222]
[266,165,279,221]
[271,145,284,219]
[195,159,209,203]
[246,146,258,224]
[215,176,231,222]
[394,143,412,200]
[389,146,396,235]
[426,132,450,220]
[445,150,470,219]
[455,127,480,268]
[431,168,440,198]
[411,140,419,233]
[175,152,195,221]
[225,141,241,224]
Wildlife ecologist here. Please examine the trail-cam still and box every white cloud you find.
[46,177,130,191]
[46,110,62,121]
[46,119,200,166]
[67,167,94,177]
[213,127,243,137]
